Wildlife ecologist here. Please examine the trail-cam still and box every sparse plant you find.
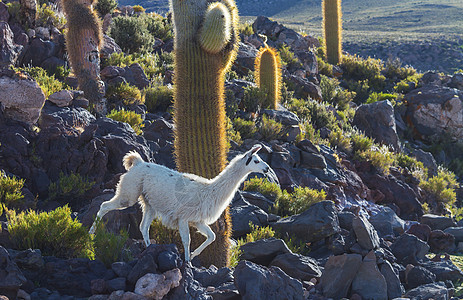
[226,117,242,147]
[351,130,373,154]
[358,145,395,175]
[16,66,67,98]
[383,58,417,81]
[317,56,334,77]
[92,221,130,267]
[259,115,283,142]
[243,177,282,201]
[48,172,95,203]
[143,84,173,112]
[0,171,25,215]
[106,109,145,135]
[143,12,173,42]
[36,3,66,30]
[278,44,302,70]
[238,22,254,36]
[132,5,145,12]
[95,0,117,17]
[110,15,155,54]
[366,92,398,104]
[233,118,257,140]
[106,82,143,106]
[420,168,459,206]
[241,86,267,113]
[329,127,352,153]
[274,186,326,216]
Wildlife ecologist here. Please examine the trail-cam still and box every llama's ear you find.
[250,144,262,155]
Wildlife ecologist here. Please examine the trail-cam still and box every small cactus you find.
[322,0,343,65]
[254,46,282,109]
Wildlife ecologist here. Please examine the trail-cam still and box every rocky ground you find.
[1,2,463,300]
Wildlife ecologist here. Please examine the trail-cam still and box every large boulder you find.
[421,260,463,283]
[134,269,182,299]
[404,282,449,299]
[353,100,400,151]
[269,253,322,281]
[380,261,404,299]
[351,251,387,300]
[320,253,362,299]
[234,260,304,300]
[421,214,457,231]
[0,71,46,124]
[390,233,429,265]
[239,238,291,266]
[352,215,380,250]
[233,42,258,75]
[0,247,26,299]
[369,206,405,237]
[0,21,22,67]
[405,86,463,142]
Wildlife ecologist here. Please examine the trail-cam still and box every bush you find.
[366,92,398,104]
[329,128,352,154]
[358,145,395,175]
[150,219,183,252]
[92,221,130,267]
[106,109,145,135]
[320,75,355,110]
[274,187,326,216]
[143,13,173,42]
[279,44,302,70]
[143,84,173,112]
[233,118,257,140]
[103,52,171,80]
[259,116,283,142]
[383,58,416,81]
[48,172,95,203]
[106,82,143,106]
[132,5,145,13]
[241,86,267,113]
[317,56,334,77]
[239,22,254,36]
[7,205,94,259]
[95,0,118,17]
[243,177,282,201]
[0,171,25,215]
[297,122,326,145]
[226,117,242,147]
[420,169,459,206]
[351,130,373,154]
[16,66,67,98]
[37,3,66,30]
[397,153,427,180]
[110,15,155,54]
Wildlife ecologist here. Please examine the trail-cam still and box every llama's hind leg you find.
[178,220,191,262]
[191,223,216,260]
[89,195,131,234]
[139,204,156,247]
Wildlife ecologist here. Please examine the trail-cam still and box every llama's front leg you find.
[89,199,123,234]
[139,204,156,247]
[191,223,216,260]
[178,220,191,262]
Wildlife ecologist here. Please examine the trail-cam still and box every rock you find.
[294,50,318,75]
[134,269,181,299]
[300,151,327,169]
[240,191,274,213]
[261,109,300,126]
[107,277,126,292]
[47,90,74,107]
[369,206,405,237]
[338,211,355,231]
[0,72,46,124]
[127,253,158,285]
[390,233,429,265]
[9,249,44,270]
[233,42,258,75]
[421,260,463,283]
[404,282,449,299]
[406,265,436,289]
[111,262,131,278]
[234,260,304,300]
[20,38,56,66]
[409,148,438,176]
[0,246,27,299]
[225,79,255,100]
[421,214,457,231]
[239,238,291,266]
[352,215,380,250]
[407,223,432,242]
[41,56,67,75]
[167,265,210,299]
[284,75,322,100]
[428,230,455,253]
[0,22,22,67]
[122,63,150,89]
[353,100,400,151]
[192,265,234,288]
[269,252,322,281]
[320,253,362,299]
[0,2,9,22]
[101,66,126,79]
[157,250,181,273]
[272,200,340,242]
[405,86,463,142]
[351,251,387,300]
[380,261,404,299]
[91,278,107,295]
[444,227,463,244]
[230,200,269,238]
[35,26,50,40]
[449,73,463,90]
[101,35,122,60]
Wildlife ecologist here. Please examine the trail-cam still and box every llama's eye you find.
[254,160,259,164]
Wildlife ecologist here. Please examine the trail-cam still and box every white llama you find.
[89,144,271,262]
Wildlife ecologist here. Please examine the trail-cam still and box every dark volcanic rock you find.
[240,238,291,266]
[272,200,340,242]
[444,227,463,244]
[407,223,432,242]
[192,265,234,288]
[168,264,209,300]
[421,214,457,231]
[428,230,455,253]
[320,253,362,299]
[0,246,26,299]
[406,265,436,289]
[269,252,322,281]
[369,206,405,237]
[351,251,387,300]
[404,281,449,300]
[230,197,269,238]
[421,260,463,283]
[390,233,429,265]
[380,261,404,299]
[352,215,380,250]
[0,21,22,68]
[234,260,304,300]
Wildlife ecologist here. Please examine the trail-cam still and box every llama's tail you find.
[123,151,144,171]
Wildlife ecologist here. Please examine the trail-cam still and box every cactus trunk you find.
[322,0,342,65]
[255,47,282,109]
[62,0,105,115]
[172,0,239,267]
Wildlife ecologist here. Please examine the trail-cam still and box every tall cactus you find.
[171,0,240,267]
[62,0,105,115]
[255,46,282,109]
[322,0,342,65]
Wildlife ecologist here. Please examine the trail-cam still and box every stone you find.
[320,253,362,299]
[410,148,438,176]
[47,90,74,107]
[9,249,44,270]
[380,261,404,299]
[269,253,322,281]
[0,246,27,299]
[192,265,234,288]
[111,262,131,278]
[338,211,355,231]
[123,63,150,89]
[406,265,436,289]
[35,26,50,40]
[107,277,126,293]
[369,206,405,237]
[20,38,56,66]
[353,100,400,151]
[127,254,158,285]
[405,86,463,142]
[407,223,432,242]
[272,200,340,242]
[239,238,291,266]
[284,75,322,100]
[449,72,463,90]
[421,260,463,283]
[101,66,126,79]
[157,250,181,273]
[0,22,22,67]
[101,35,122,60]
[0,2,9,22]
[352,215,380,250]
[234,42,258,75]
[91,279,107,295]
[300,151,327,169]
[0,69,46,124]
[421,214,457,231]
[351,251,387,300]
[390,234,429,265]
[428,230,455,253]
[233,260,304,300]
[444,227,463,244]
[261,109,300,126]
[167,265,209,299]
[404,282,449,299]
[230,201,269,238]
[134,269,181,300]
[240,191,274,213]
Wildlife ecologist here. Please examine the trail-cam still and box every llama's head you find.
[242,144,271,174]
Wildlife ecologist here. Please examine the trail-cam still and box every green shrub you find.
[279,44,302,70]
[104,52,171,80]
[397,153,428,180]
[366,92,398,104]
[16,66,67,98]
[150,218,183,252]
[37,3,66,30]
[238,22,254,36]
[358,145,395,175]
[143,13,173,42]
[317,56,334,77]
[345,79,371,104]
[351,130,373,154]
[226,117,242,147]
[342,54,384,85]
[233,118,257,140]
[383,58,417,81]
[320,75,355,110]
[106,82,143,106]
[394,73,422,94]
[243,177,282,201]
[420,169,459,205]
[329,127,352,154]
[259,116,283,142]
[241,86,267,113]
[297,122,326,145]
[274,186,326,216]
[110,15,155,54]
[95,0,118,17]
[132,5,145,12]
[92,221,130,267]
[48,172,95,203]
[286,98,337,131]
[0,171,25,215]
[106,109,145,135]
[7,205,94,259]
[143,84,173,112]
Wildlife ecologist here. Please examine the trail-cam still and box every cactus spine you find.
[171,0,239,267]
[322,0,342,65]
[62,0,105,114]
[255,46,282,109]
